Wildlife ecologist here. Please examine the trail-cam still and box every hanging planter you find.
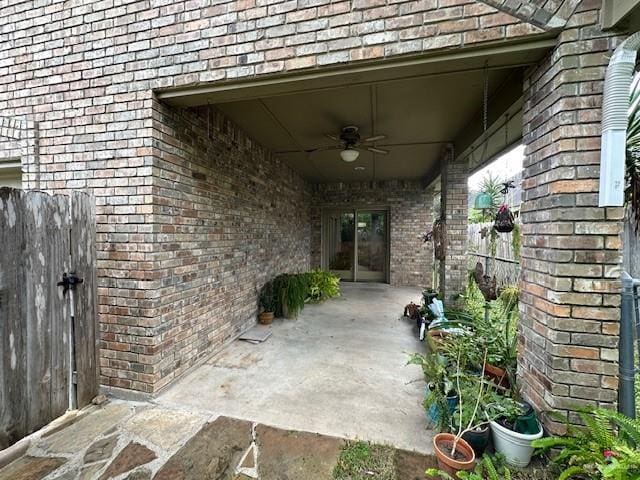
[432,218,446,261]
[472,262,497,301]
[494,204,515,233]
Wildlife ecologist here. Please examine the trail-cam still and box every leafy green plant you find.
[307,269,340,302]
[272,273,309,318]
[627,72,640,230]
[511,222,521,259]
[259,280,277,312]
[469,174,504,223]
[408,349,454,432]
[463,279,519,385]
[426,453,512,479]
[532,407,640,480]
[484,394,524,429]
[449,372,498,434]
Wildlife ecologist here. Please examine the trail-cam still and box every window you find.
[0,159,22,188]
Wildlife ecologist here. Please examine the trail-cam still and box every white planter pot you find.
[489,420,543,467]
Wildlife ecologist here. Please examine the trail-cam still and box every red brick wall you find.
[98,103,312,392]
[519,1,624,431]
[441,153,469,300]
[0,0,548,393]
[311,181,433,288]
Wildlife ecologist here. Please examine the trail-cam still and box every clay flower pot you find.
[432,433,475,476]
[484,362,510,389]
[258,311,274,325]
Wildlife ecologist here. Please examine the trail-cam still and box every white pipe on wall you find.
[599,32,640,207]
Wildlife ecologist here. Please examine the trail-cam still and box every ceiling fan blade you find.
[363,134,387,143]
[367,146,389,155]
[275,145,340,155]
[325,133,340,142]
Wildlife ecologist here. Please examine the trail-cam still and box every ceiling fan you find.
[325,125,389,162]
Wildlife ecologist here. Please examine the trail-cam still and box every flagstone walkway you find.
[0,401,436,480]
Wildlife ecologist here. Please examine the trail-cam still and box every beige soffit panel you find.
[602,0,640,29]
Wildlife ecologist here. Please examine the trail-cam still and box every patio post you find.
[439,147,469,303]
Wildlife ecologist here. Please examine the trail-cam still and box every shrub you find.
[259,280,277,312]
[307,269,341,302]
[532,407,640,480]
[270,270,340,318]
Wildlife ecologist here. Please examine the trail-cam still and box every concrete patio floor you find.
[156,282,433,454]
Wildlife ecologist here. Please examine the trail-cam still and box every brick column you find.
[440,148,469,301]
[519,3,624,432]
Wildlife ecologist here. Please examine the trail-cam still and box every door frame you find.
[321,206,390,283]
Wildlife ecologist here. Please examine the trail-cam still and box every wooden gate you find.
[0,188,98,450]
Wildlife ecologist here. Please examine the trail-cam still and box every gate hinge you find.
[72,371,77,385]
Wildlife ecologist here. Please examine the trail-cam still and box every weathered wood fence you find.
[0,188,98,450]
[624,213,640,279]
[467,221,520,286]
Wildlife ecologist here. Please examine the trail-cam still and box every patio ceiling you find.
[158,40,554,183]
[215,69,511,183]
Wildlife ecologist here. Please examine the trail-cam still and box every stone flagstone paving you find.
[0,400,435,479]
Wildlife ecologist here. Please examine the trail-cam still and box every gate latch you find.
[57,272,83,295]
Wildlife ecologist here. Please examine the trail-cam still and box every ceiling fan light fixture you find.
[340,148,359,162]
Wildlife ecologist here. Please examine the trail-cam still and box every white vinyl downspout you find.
[599,32,640,207]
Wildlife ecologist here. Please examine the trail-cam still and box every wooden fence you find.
[0,188,98,449]
[467,222,520,287]
[624,214,640,279]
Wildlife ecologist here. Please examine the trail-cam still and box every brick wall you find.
[311,181,433,288]
[441,152,469,300]
[1,0,626,408]
[0,0,549,394]
[98,103,312,393]
[519,1,624,431]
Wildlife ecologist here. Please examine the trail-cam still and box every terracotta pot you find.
[432,433,475,476]
[428,330,449,350]
[484,362,510,389]
[258,311,274,325]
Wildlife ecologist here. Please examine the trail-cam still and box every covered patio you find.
[156,283,431,453]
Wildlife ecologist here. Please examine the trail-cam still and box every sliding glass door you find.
[322,209,388,283]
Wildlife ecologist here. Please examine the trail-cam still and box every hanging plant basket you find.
[473,262,497,301]
[433,219,446,261]
[494,204,515,233]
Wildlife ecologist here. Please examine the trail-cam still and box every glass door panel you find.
[356,211,386,282]
[325,211,355,281]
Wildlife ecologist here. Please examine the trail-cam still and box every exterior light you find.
[340,148,359,162]
[474,192,493,210]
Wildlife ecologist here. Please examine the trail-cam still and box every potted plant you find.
[408,350,456,432]
[272,273,309,318]
[432,350,490,476]
[474,287,519,390]
[450,375,495,457]
[258,280,276,324]
[486,395,543,467]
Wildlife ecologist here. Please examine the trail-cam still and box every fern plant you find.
[426,453,511,479]
[532,407,640,479]
[307,269,340,302]
[627,72,640,230]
